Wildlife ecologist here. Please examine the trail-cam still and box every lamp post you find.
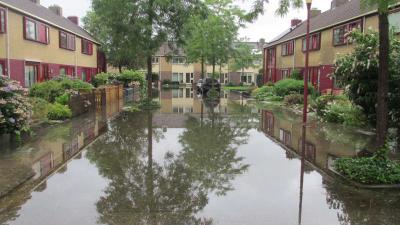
[303,0,312,124]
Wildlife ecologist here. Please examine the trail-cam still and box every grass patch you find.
[223,86,253,91]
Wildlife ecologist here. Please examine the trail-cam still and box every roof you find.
[0,0,99,44]
[266,0,369,48]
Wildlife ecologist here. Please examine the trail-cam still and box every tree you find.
[83,2,145,72]
[231,42,261,83]
[85,0,202,98]
[360,0,398,146]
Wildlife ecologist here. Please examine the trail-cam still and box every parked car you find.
[197,78,221,93]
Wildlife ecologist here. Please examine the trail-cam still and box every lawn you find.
[223,86,253,91]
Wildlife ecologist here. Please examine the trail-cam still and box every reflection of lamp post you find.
[303,0,312,124]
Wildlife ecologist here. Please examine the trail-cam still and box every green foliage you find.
[312,95,366,126]
[231,42,259,72]
[283,94,303,106]
[334,30,400,127]
[0,76,32,135]
[335,145,400,185]
[30,77,92,103]
[252,85,275,100]
[55,93,70,105]
[117,70,146,87]
[30,97,51,122]
[93,72,112,87]
[290,69,303,80]
[47,103,72,120]
[273,79,314,97]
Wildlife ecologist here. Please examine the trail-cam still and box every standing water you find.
[0,88,399,225]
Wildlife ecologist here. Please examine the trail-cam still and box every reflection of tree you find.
[87,111,217,225]
[179,99,250,195]
[324,179,400,225]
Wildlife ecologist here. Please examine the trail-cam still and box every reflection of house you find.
[152,42,264,85]
[0,0,106,87]
[260,109,366,172]
[263,0,400,92]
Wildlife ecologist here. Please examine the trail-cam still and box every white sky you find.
[40,0,331,42]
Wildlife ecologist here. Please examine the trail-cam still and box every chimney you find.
[48,5,63,17]
[331,0,348,9]
[310,9,321,18]
[291,19,302,27]
[29,0,40,4]
[67,16,79,26]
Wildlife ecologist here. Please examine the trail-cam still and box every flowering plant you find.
[0,76,32,136]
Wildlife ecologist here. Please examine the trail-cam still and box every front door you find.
[40,64,49,82]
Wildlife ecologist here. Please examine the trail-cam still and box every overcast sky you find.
[41,0,331,42]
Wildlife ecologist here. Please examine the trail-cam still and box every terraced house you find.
[0,0,106,87]
[153,41,264,86]
[263,0,400,92]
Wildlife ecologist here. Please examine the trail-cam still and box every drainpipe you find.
[75,37,78,78]
[6,8,10,78]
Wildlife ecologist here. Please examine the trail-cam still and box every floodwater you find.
[0,88,400,225]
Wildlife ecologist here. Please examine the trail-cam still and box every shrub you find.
[283,94,304,106]
[252,85,274,100]
[162,79,171,85]
[312,95,348,117]
[30,97,51,122]
[30,77,92,102]
[273,79,314,97]
[55,93,70,105]
[335,147,400,185]
[93,72,112,87]
[290,69,303,80]
[0,76,32,135]
[266,82,274,86]
[47,103,72,120]
[117,70,146,87]
[30,80,63,102]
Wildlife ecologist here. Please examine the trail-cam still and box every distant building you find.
[263,0,400,92]
[0,0,106,87]
[152,41,264,86]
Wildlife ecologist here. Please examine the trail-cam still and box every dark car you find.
[197,78,221,93]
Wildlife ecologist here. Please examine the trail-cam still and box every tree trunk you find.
[147,56,153,99]
[118,65,122,73]
[376,12,390,147]
[201,56,205,79]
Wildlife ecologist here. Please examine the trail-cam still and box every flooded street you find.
[1,88,400,225]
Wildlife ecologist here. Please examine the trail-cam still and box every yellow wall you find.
[1,8,97,68]
[273,14,382,70]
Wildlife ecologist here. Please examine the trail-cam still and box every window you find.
[0,8,6,33]
[81,39,93,55]
[172,89,184,98]
[267,48,276,66]
[25,63,39,88]
[60,31,75,50]
[24,17,49,44]
[152,57,159,64]
[281,41,294,56]
[172,73,184,83]
[59,66,75,76]
[333,20,362,46]
[241,72,253,84]
[389,11,400,33]
[302,33,320,51]
[279,129,292,146]
[281,69,290,79]
[172,57,186,64]
[0,60,5,75]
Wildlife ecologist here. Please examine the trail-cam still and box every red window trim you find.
[281,41,294,56]
[59,31,76,51]
[0,7,6,34]
[332,19,363,46]
[23,17,50,45]
[302,33,321,52]
[59,65,75,76]
[81,39,93,55]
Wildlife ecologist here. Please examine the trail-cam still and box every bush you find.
[55,93,70,105]
[30,77,92,102]
[290,69,303,80]
[30,97,51,122]
[266,82,274,86]
[0,76,32,135]
[93,72,112,87]
[162,79,171,85]
[47,103,72,120]
[117,70,146,87]
[283,94,304,106]
[335,148,400,185]
[312,95,366,126]
[273,79,314,97]
[30,80,63,102]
